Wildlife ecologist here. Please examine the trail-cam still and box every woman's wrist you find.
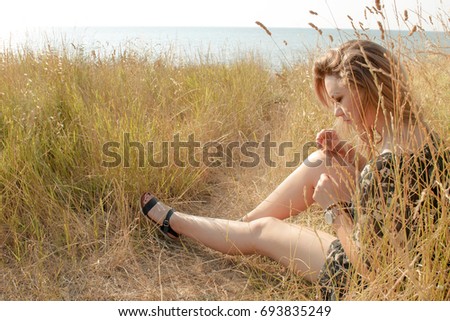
[331,205,354,231]
[324,202,352,225]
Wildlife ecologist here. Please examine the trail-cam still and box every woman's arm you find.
[332,210,370,275]
[312,167,371,276]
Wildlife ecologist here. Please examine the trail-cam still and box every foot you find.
[140,192,179,239]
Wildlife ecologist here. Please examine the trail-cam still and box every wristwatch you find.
[324,202,352,225]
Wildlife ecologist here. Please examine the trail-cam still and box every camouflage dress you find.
[317,138,449,300]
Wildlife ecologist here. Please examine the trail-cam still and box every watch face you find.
[324,209,334,225]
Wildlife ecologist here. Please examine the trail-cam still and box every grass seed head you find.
[255,21,272,37]
[375,0,382,11]
[408,25,418,36]
[377,21,385,40]
[308,23,323,35]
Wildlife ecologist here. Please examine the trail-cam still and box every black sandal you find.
[140,192,179,239]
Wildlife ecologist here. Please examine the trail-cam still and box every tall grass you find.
[0,44,297,299]
[1,14,449,300]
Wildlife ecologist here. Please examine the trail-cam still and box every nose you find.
[334,105,344,118]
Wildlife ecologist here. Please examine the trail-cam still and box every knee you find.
[249,217,280,239]
[305,149,352,174]
[248,217,288,255]
[304,150,328,169]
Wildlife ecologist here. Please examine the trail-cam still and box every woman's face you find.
[324,75,376,134]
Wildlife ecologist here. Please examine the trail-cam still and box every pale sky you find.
[0,0,448,31]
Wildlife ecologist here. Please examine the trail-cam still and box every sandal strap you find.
[142,196,158,216]
[161,209,179,237]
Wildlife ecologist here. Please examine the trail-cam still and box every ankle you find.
[140,192,180,239]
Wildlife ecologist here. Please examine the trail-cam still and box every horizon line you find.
[1,25,444,33]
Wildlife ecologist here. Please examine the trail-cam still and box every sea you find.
[1,26,448,70]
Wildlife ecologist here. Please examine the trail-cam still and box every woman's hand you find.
[315,129,357,166]
[312,172,353,210]
[312,173,340,210]
[313,173,355,234]
[316,129,341,152]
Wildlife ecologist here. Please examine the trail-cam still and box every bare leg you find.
[243,149,357,221]
[141,149,354,282]
[142,195,335,282]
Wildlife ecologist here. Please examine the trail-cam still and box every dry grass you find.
[1,16,449,300]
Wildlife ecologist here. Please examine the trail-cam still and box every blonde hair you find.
[313,40,426,146]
